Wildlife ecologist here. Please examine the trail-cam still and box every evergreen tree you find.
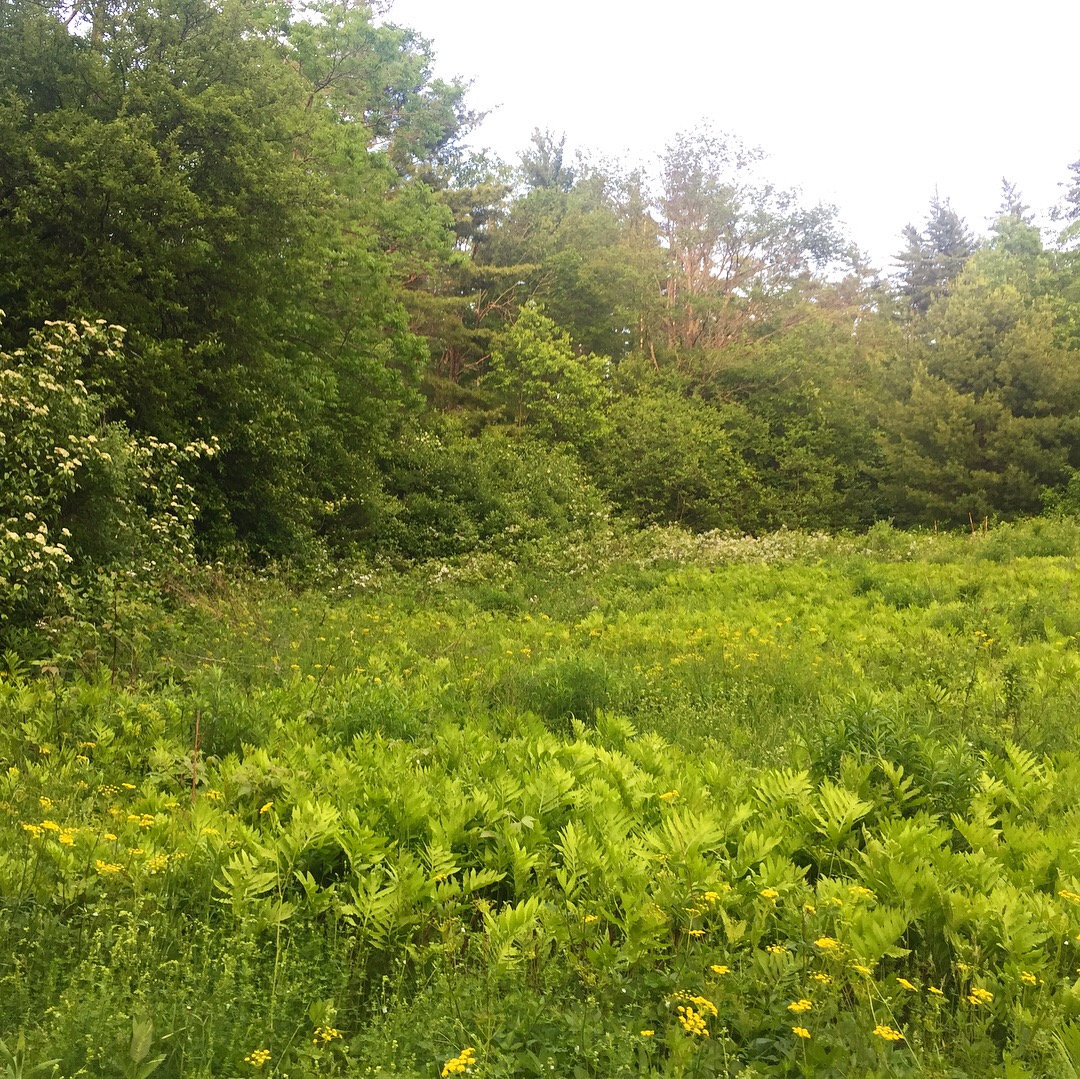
[895,194,976,315]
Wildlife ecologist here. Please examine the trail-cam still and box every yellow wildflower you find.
[710,964,730,975]
[259,801,274,815]
[851,964,872,976]
[440,1047,476,1076]
[39,797,53,810]
[813,937,841,951]
[967,987,993,1005]
[897,978,917,992]
[1020,971,1037,986]
[21,823,43,839]
[1059,889,1080,904]
[761,887,780,902]
[659,790,679,802]
[811,972,831,984]
[873,1025,904,1042]
[244,1049,271,1067]
[792,1026,811,1039]
[766,944,787,955]
[676,1005,709,1037]
[928,986,945,997]
[312,1026,343,1045]
[787,999,813,1014]
[40,820,61,832]
[688,929,705,938]
[640,1030,654,1037]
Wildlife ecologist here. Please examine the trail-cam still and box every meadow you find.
[5,520,1080,1078]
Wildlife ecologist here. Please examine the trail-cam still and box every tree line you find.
[3,0,1080,589]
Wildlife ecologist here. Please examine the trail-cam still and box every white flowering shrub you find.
[0,317,213,635]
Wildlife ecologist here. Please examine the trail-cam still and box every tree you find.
[895,194,976,316]
[0,0,468,557]
[482,305,609,450]
[656,125,846,359]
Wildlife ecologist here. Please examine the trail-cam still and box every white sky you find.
[383,0,1079,271]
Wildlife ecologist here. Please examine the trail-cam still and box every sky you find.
[383,0,1079,270]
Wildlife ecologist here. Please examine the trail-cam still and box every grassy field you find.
[5,520,1080,1077]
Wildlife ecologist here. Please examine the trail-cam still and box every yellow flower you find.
[1020,971,1037,986]
[710,964,730,975]
[813,936,841,951]
[659,790,679,802]
[95,860,124,875]
[244,1048,271,1067]
[39,796,53,810]
[103,832,117,841]
[787,999,813,1014]
[761,887,780,902]
[313,1026,343,1045]
[810,972,831,984]
[584,914,599,924]
[802,903,817,914]
[676,1005,709,1037]
[21,823,43,839]
[1059,889,1080,904]
[851,964,872,976]
[928,986,945,996]
[640,1030,655,1037]
[967,987,993,1006]
[896,978,917,992]
[792,1026,811,1039]
[58,831,75,846]
[873,1025,904,1042]
[849,885,875,899]
[259,801,274,814]
[687,929,705,938]
[440,1047,476,1077]
[766,944,787,955]
[122,783,137,790]
[40,820,61,832]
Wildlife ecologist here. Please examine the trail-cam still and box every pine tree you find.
[895,194,976,315]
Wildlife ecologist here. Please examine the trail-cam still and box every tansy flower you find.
[928,986,945,997]
[659,790,679,802]
[1020,971,1037,986]
[710,965,730,975]
[640,1030,654,1037]
[897,978,917,992]
[766,944,787,955]
[851,964,872,976]
[259,801,273,814]
[787,999,813,1014]
[811,972,831,984]
[243,1049,271,1067]
[873,1025,904,1042]
[814,937,840,951]
[761,887,780,902]
[792,1026,811,1039]
[967,987,993,1005]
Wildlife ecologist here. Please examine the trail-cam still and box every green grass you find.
[4,521,1080,1077]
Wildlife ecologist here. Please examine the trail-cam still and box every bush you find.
[0,317,212,641]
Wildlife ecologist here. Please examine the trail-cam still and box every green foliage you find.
[483,305,610,449]
[377,420,610,559]
[6,524,1080,1075]
[0,318,207,640]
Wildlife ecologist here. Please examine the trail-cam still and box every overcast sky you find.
[383,0,1078,271]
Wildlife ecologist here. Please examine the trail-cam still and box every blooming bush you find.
[0,317,212,638]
